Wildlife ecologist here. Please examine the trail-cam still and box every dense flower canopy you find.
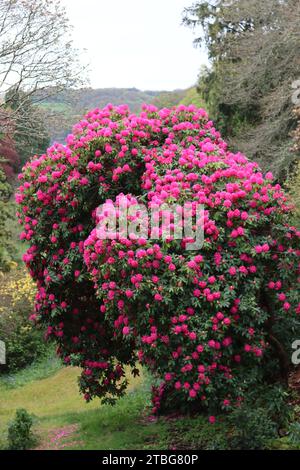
[17,104,300,414]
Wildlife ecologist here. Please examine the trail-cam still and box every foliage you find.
[0,135,20,179]
[0,0,86,126]
[152,89,187,109]
[17,104,300,415]
[4,88,50,169]
[152,87,205,111]
[288,422,300,446]
[285,108,300,224]
[0,268,49,372]
[224,383,291,449]
[285,164,300,226]
[227,406,277,450]
[0,165,13,271]
[0,345,61,389]
[164,414,228,450]
[184,0,300,179]
[292,108,300,156]
[179,87,206,109]
[7,408,35,450]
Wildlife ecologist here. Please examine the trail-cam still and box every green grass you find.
[39,387,168,451]
[39,102,72,113]
[0,356,169,450]
[5,202,27,267]
[0,346,62,389]
[1,354,299,450]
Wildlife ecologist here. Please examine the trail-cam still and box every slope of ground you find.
[1,353,299,450]
[0,363,168,450]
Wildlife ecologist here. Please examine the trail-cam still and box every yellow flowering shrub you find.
[0,267,36,308]
[0,267,49,372]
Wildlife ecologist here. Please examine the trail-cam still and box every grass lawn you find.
[0,362,169,450]
[1,355,299,450]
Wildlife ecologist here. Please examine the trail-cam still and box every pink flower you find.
[202,142,215,153]
[154,293,163,302]
[278,292,286,301]
[105,144,113,153]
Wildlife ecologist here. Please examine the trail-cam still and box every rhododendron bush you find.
[16,104,300,415]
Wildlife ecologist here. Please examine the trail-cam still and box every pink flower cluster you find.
[16,103,300,414]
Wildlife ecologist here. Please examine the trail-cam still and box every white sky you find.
[62,0,208,91]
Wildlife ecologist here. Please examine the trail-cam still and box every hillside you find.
[38,87,163,143]
[37,86,202,144]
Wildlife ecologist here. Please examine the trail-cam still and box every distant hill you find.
[36,87,162,143]
[35,86,204,144]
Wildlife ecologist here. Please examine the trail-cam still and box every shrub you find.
[16,104,300,415]
[7,408,35,450]
[288,422,300,446]
[227,405,277,450]
[0,268,49,372]
[0,165,13,272]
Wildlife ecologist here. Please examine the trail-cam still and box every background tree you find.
[184,0,300,179]
[286,106,300,224]
[291,107,300,156]
[0,0,83,168]
[0,162,13,271]
[4,88,49,169]
[0,133,20,179]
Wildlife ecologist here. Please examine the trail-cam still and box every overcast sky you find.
[62,0,208,91]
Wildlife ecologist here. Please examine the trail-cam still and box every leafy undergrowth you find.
[0,346,62,389]
[0,356,300,450]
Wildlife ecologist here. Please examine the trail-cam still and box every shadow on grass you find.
[33,387,168,450]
